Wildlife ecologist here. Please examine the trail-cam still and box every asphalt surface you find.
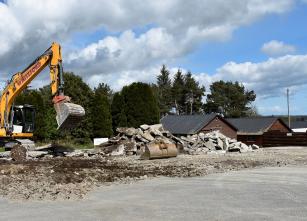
[1,166,307,221]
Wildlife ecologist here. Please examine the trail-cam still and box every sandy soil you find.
[0,147,307,201]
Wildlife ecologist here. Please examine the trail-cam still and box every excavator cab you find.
[11,105,35,133]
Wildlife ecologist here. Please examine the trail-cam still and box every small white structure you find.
[290,121,307,133]
[292,128,307,133]
[94,138,108,146]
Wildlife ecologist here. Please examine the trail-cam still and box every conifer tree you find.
[156,65,172,116]
[91,83,113,137]
[111,82,159,129]
[111,92,127,130]
[183,71,205,114]
[204,80,256,117]
[172,69,185,114]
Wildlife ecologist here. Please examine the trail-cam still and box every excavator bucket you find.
[54,101,85,130]
[140,142,178,160]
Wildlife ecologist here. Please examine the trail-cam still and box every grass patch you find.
[37,139,94,150]
[0,147,5,152]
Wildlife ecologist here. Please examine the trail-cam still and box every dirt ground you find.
[1,147,307,201]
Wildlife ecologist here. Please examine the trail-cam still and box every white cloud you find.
[196,55,307,99]
[261,40,296,56]
[67,28,178,72]
[0,3,24,56]
[86,66,161,91]
[0,0,294,89]
[258,105,284,114]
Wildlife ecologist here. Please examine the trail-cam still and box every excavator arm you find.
[0,42,85,137]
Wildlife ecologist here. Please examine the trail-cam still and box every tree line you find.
[14,65,256,142]
[153,65,256,117]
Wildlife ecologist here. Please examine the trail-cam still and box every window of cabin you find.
[13,109,23,126]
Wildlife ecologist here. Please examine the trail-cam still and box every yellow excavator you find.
[0,42,85,159]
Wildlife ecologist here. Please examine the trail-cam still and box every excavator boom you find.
[0,42,85,136]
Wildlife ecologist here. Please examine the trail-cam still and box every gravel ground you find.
[0,147,307,201]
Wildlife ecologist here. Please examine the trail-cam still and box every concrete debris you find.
[27,151,49,158]
[0,151,11,158]
[65,150,85,157]
[141,131,155,141]
[34,143,53,151]
[110,144,125,156]
[252,144,260,150]
[178,131,255,155]
[140,124,149,131]
[95,126,256,157]
[96,125,175,156]
[0,125,258,160]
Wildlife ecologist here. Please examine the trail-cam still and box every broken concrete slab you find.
[217,138,224,149]
[135,134,149,143]
[149,128,163,137]
[204,140,216,150]
[140,124,149,131]
[252,144,260,150]
[27,151,49,158]
[116,127,137,136]
[65,150,84,157]
[0,151,10,158]
[88,125,257,158]
[222,138,229,150]
[34,143,52,151]
[110,144,125,156]
[141,131,155,142]
[148,124,163,131]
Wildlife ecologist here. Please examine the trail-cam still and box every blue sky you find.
[180,3,307,73]
[1,0,307,116]
[174,3,307,116]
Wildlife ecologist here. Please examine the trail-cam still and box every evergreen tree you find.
[111,92,127,130]
[204,80,256,117]
[156,65,172,116]
[111,83,160,129]
[123,82,159,127]
[171,69,185,114]
[94,82,113,102]
[91,83,113,137]
[150,83,159,103]
[63,72,94,141]
[39,86,61,140]
[183,71,205,114]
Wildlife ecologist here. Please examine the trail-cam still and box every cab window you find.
[13,109,23,125]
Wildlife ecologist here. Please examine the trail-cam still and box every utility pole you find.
[175,100,179,115]
[287,88,290,127]
[190,91,194,115]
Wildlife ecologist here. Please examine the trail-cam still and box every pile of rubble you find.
[97,124,259,156]
[176,131,259,155]
[97,124,172,156]
[0,124,259,160]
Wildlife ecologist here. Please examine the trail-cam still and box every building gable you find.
[268,119,291,133]
[202,116,237,139]
[226,117,290,135]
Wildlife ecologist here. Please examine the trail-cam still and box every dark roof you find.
[226,117,290,135]
[161,114,235,135]
[289,121,307,129]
